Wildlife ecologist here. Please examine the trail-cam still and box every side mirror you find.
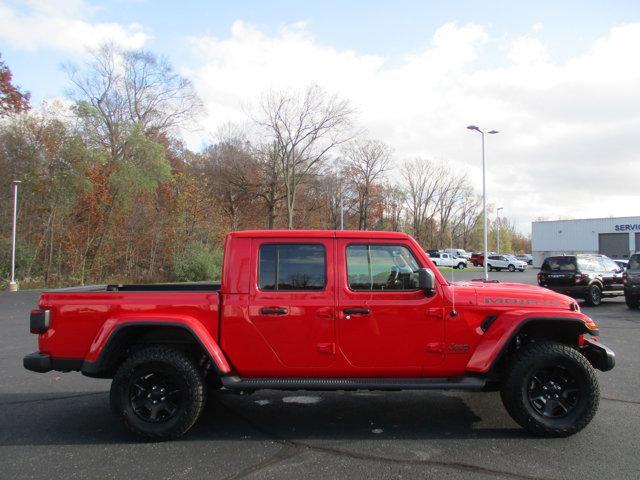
[418,268,436,295]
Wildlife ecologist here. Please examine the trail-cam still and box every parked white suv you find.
[430,252,468,269]
[486,254,527,272]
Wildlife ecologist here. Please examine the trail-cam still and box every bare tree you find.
[451,190,482,250]
[401,158,444,246]
[66,43,202,157]
[253,141,287,229]
[435,172,468,247]
[343,138,392,229]
[255,85,353,229]
[381,183,406,232]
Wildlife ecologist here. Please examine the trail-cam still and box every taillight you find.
[30,309,50,334]
[623,272,628,285]
[537,273,543,284]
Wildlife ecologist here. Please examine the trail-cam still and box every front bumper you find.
[581,338,616,372]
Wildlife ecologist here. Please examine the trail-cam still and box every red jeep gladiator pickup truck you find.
[24,230,615,440]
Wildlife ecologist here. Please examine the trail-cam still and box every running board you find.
[221,376,485,391]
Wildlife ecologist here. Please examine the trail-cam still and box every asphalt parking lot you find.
[1,270,639,480]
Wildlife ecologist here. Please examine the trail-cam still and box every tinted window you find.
[541,257,577,271]
[629,254,640,270]
[347,245,420,291]
[258,244,325,291]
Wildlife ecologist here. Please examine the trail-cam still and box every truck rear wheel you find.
[110,346,206,441]
[500,341,599,437]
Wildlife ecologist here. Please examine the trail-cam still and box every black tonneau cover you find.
[46,282,221,293]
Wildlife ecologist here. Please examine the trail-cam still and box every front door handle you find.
[343,308,370,315]
[261,307,288,315]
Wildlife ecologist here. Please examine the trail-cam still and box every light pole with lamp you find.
[496,207,504,255]
[467,126,498,281]
[9,180,21,292]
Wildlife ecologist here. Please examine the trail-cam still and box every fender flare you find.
[81,319,231,377]
[466,314,595,374]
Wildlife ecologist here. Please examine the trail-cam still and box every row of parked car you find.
[537,252,640,309]
[427,249,533,272]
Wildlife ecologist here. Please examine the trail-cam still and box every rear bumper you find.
[23,352,83,373]
[581,338,616,372]
[23,352,51,373]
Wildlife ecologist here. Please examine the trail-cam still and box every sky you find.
[1,0,640,233]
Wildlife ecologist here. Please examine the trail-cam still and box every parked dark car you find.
[623,253,640,309]
[537,254,625,306]
[469,252,484,267]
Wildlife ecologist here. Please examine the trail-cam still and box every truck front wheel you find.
[110,346,206,441]
[500,341,599,437]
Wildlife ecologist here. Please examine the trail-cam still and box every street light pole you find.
[340,191,344,230]
[467,126,498,281]
[9,180,21,292]
[496,207,504,255]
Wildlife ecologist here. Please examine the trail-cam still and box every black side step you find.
[220,376,485,391]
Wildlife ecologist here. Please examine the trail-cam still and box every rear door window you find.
[629,255,640,270]
[258,244,326,291]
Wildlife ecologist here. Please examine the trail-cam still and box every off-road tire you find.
[585,284,602,306]
[110,346,206,441]
[500,341,599,437]
[626,295,640,310]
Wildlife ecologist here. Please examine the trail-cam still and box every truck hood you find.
[451,281,577,309]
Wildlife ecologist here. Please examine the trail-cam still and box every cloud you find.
[186,20,640,231]
[0,0,149,52]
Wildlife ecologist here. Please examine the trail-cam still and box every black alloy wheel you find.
[526,365,579,419]
[129,370,182,423]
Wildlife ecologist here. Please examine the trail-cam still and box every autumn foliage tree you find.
[0,53,30,116]
[0,43,529,288]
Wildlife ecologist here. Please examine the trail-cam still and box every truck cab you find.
[24,230,615,440]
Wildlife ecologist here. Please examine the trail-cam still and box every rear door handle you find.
[343,308,370,315]
[261,307,288,315]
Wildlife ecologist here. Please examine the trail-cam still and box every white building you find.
[531,216,640,267]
